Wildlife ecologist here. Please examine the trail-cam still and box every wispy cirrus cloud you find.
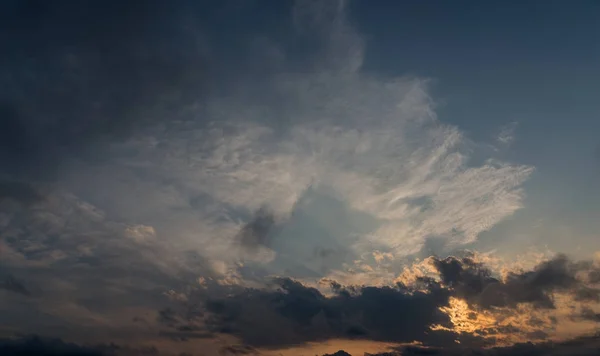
[496,121,518,147]
[55,0,532,280]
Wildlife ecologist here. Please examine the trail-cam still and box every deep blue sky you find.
[347,0,600,254]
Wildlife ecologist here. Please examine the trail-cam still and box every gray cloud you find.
[0,180,43,205]
[153,254,600,349]
[236,207,276,252]
[431,254,592,309]
[0,335,169,356]
[581,307,600,322]
[0,1,550,354]
[219,344,259,355]
[365,334,600,356]
[0,0,211,178]
[156,304,209,342]
[0,273,30,296]
[199,276,464,348]
[0,335,105,356]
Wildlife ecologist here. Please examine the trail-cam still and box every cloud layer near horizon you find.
[2,252,600,355]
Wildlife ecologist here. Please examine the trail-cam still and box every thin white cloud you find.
[496,121,518,146]
[49,0,533,280]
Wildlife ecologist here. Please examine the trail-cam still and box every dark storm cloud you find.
[158,330,213,342]
[431,254,589,309]
[358,334,600,356]
[589,269,600,283]
[0,273,31,296]
[574,286,600,302]
[219,344,259,355]
[0,335,105,356]
[201,276,463,348]
[160,254,600,349]
[236,207,276,251]
[0,0,211,178]
[0,335,168,356]
[0,187,220,339]
[0,180,43,205]
[155,303,211,342]
[580,307,600,322]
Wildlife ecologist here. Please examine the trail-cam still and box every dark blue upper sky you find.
[353,1,600,154]
[346,1,600,254]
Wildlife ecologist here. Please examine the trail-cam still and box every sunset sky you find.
[1,1,600,355]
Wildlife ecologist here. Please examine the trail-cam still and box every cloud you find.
[431,254,587,309]
[367,334,600,356]
[0,0,540,353]
[161,253,600,350]
[0,187,221,344]
[0,180,43,205]
[0,0,210,178]
[0,335,171,356]
[0,273,31,296]
[219,344,260,355]
[0,0,534,306]
[200,276,461,348]
[0,335,105,356]
[581,308,600,322]
[236,207,277,252]
[22,0,531,278]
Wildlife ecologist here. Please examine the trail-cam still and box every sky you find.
[0,1,599,355]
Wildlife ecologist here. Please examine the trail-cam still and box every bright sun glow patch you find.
[431,297,497,336]
[432,292,600,347]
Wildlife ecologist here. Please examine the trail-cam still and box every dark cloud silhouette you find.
[581,307,600,322]
[0,0,211,178]
[0,335,170,356]
[574,286,600,302]
[0,0,310,179]
[202,276,463,348]
[321,335,600,355]
[431,254,586,309]
[157,308,179,326]
[0,180,43,205]
[236,207,276,251]
[375,334,600,356]
[0,335,105,356]
[157,330,213,342]
[0,274,31,296]
[219,344,259,355]
[181,254,600,349]
[156,304,209,342]
[589,269,600,284]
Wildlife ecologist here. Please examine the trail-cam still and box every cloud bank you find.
[155,254,599,350]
